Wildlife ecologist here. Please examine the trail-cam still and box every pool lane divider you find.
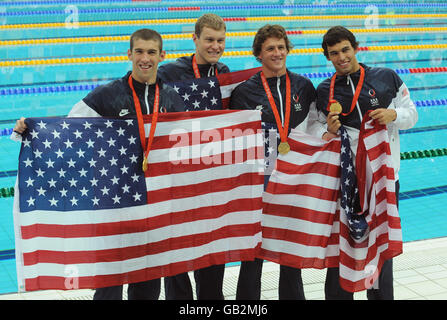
[1,45,447,67]
[2,68,447,96]
[2,3,447,16]
[3,27,447,46]
[2,13,447,29]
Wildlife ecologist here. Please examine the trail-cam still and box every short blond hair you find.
[194,13,226,37]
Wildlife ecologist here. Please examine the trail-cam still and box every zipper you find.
[276,76,284,126]
[347,74,363,122]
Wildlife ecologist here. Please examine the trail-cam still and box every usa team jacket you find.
[229,69,317,132]
[157,54,230,82]
[312,64,418,178]
[69,71,185,117]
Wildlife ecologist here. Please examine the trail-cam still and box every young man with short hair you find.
[315,25,418,300]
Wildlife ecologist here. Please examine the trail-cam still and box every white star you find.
[122,184,130,193]
[26,196,35,206]
[67,158,76,168]
[22,138,31,148]
[78,168,88,177]
[79,187,89,196]
[210,97,218,105]
[128,136,137,145]
[109,157,118,166]
[51,130,61,139]
[133,192,142,201]
[61,121,70,129]
[49,197,58,206]
[68,178,78,187]
[45,158,55,168]
[97,148,106,157]
[57,168,66,177]
[118,146,127,155]
[112,195,121,204]
[25,177,34,187]
[76,149,85,158]
[190,82,198,91]
[346,164,353,172]
[105,120,113,128]
[29,130,39,139]
[83,121,92,129]
[192,100,201,109]
[200,89,208,98]
[70,197,78,206]
[88,158,97,167]
[99,167,108,176]
[37,187,46,196]
[55,149,64,158]
[131,173,139,182]
[100,186,110,195]
[116,127,125,136]
[129,154,138,163]
[64,139,73,149]
[33,149,42,158]
[86,139,95,148]
[90,177,98,186]
[35,168,45,177]
[23,158,33,167]
[95,129,104,138]
[182,92,190,101]
[208,80,215,88]
[110,176,119,185]
[48,178,57,188]
[92,197,100,206]
[172,85,180,93]
[42,139,52,149]
[37,121,47,129]
[73,130,83,139]
[59,188,68,197]
[107,137,116,147]
[125,119,134,126]
[120,165,129,174]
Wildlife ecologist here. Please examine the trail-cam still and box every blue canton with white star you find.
[18,117,147,212]
[339,126,368,240]
[169,77,223,111]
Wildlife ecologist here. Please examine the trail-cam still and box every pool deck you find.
[1,236,447,300]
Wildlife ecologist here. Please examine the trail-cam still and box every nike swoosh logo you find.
[119,109,129,116]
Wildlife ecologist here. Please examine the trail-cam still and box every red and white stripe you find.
[218,67,261,108]
[259,113,402,292]
[14,110,264,291]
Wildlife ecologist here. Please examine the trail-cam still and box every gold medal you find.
[142,157,148,172]
[329,101,343,113]
[278,141,290,155]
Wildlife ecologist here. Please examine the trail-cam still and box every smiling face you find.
[257,37,288,77]
[193,26,226,65]
[326,39,360,76]
[127,38,165,84]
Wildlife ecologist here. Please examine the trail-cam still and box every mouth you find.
[139,64,152,71]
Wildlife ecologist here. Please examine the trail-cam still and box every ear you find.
[159,50,166,62]
[127,49,132,61]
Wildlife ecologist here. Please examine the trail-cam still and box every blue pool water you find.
[0,0,446,294]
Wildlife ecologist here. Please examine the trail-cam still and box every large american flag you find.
[259,113,402,292]
[168,67,261,111]
[13,110,264,291]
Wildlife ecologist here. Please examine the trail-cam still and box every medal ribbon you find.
[192,54,218,79]
[260,71,291,145]
[128,76,159,171]
[327,65,365,116]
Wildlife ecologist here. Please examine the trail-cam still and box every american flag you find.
[259,113,402,292]
[168,67,261,111]
[14,110,265,292]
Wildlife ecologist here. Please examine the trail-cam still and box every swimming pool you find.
[0,0,446,294]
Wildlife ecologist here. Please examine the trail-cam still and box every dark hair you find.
[322,26,359,58]
[130,28,163,52]
[252,24,293,61]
